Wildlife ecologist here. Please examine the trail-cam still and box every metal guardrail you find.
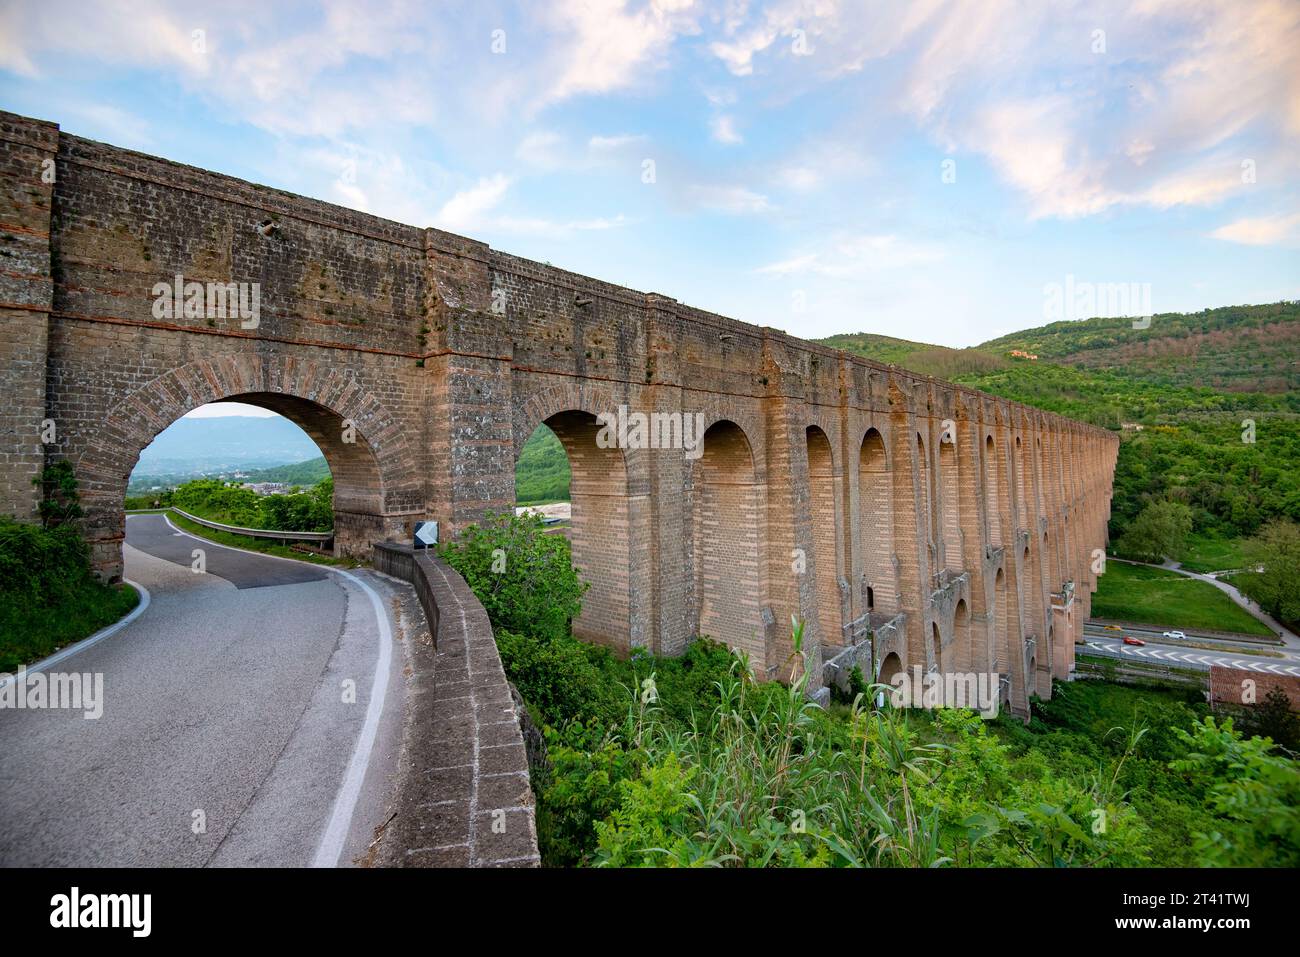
[163,507,334,544]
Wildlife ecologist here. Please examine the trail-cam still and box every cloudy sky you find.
[2,0,1297,347]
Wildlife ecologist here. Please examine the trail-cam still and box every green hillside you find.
[978,301,1300,396]
[241,456,331,486]
[515,425,570,505]
[819,332,1009,380]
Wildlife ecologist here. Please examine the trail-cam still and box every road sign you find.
[414,521,438,549]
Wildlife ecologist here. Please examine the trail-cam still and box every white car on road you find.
[1162,630,1186,641]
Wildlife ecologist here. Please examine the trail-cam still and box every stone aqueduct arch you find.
[76,354,424,571]
[0,111,1119,713]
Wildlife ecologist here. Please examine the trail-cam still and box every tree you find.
[1115,499,1192,563]
[1239,687,1300,753]
[438,510,587,642]
[1244,519,1300,625]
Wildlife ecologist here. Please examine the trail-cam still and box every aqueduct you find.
[0,111,1118,714]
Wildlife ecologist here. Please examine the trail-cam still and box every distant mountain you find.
[241,457,330,486]
[129,415,322,488]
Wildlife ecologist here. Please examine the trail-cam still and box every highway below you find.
[1080,623,1300,678]
[0,514,409,867]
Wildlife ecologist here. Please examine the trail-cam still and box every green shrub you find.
[439,509,586,642]
[0,509,137,672]
[1171,717,1300,866]
[496,628,623,729]
[535,721,641,867]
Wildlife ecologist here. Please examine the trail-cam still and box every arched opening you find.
[938,431,961,568]
[930,620,943,673]
[119,392,386,565]
[1028,654,1038,699]
[916,431,933,559]
[78,356,422,583]
[1015,434,1027,515]
[1042,623,1055,697]
[125,397,336,551]
[519,411,631,651]
[858,427,893,612]
[1022,541,1039,643]
[994,567,1009,672]
[953,597,970,672]
[985,435,1002,547]
[693,420,763,664]
[513,422,570,506]
[1035,436,1045,518]
[805,426,842,648]
[877,651,903,708]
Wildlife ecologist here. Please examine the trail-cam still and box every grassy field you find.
[164,511,361,567]
[1092,560,1275,636]
[1175,533,1248,574]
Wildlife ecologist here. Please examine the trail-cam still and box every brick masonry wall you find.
[1209,666,1300,714]
[0,113,55,521]
[0,111,1119,713]
[373,543,539,867]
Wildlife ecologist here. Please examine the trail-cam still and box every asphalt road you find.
[0,514,406,867]
[1080,625,1300,677]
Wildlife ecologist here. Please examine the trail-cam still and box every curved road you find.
[1081,625,1300,677]
[0,514,408,867]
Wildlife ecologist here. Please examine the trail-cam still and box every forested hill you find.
[242,457,330,485]
[979,301,1299,396]
[820,300,1300,425]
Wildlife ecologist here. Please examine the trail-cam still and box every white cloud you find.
[516,130,650,172]
[287,142,449,228]
[757,233,944,278]
[431,171,630,238]
[515,131,569,169]
[707,0,1299,221]
[62,103,154,148]
[1209,213,1300,246]
[689,184,772,214]
[541,0,699,104]
[708,0,842,76]
[183,402,278,419]
[710,114,743,144]
[589,133,648,151]
[492,214,630,238]
[436,175,513,233]
[779,166,821,191]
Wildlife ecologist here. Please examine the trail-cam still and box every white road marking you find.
[310,566,393,868]
[1086,632,1300,676]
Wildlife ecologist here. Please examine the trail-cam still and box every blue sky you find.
[2,0,1297,349]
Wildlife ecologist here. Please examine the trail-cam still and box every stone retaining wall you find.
[373,542,539,867]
